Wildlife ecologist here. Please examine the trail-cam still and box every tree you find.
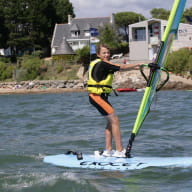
[150,8,170,20]
[28,0,75,56]
[114,12,146,42]
[0,0,75,59]
[98,24,120,51]
[166,48,191,75]
[0,1,9,48]
[150,7,192,23]
[187,55,192,75]
[2,0,34,59]
[183,7,192,23]
[54,0,75,23]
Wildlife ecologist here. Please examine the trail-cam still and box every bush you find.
[166,48,192,75]
[98,24,120,50]
[56,64,64,73]
[0,57,11,64]
[75,46,90,68]
[187,55,192,76]
[0,62,14,80]
[52,55,75,64]
[117,42,129,54]
[18,55,42,80]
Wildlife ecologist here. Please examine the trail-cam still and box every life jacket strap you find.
[87,85,112,89]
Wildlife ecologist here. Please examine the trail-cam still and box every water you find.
[0,90,192,192]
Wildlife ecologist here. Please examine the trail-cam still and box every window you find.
[84,30,90,37]
[132,27,146,41]
[71,31,80,37]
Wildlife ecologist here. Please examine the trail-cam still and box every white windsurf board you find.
[43,153,192,171]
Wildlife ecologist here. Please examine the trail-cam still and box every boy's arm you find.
[103,59,143,71]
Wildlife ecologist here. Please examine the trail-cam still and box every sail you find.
[126,0,186,157]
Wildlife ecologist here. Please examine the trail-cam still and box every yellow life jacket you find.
[87,59,113,94]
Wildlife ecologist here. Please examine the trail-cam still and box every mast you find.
[126,0,187,158]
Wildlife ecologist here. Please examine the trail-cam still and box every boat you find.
[116,88,137,92]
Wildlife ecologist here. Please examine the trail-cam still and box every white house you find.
[51,14,114,55]
[129,18,192,61]
[0,47,11,56]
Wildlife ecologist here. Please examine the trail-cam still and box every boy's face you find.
[97,47,110,61]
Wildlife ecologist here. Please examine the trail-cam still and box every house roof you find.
[70,23,80,31]
[53,37,75,55]
[84,23,92,31]
[51,16,111,48]
[129,18,167,27]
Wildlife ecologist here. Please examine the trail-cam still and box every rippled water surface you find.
[0,90,192,192]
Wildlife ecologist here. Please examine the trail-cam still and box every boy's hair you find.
[96,44,110,54]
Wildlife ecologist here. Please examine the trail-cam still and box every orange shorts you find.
[89,93,114,116]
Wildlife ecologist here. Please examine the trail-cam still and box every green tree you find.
[150,8,170,20]
[0,62,14,80]
[166,48,191,75]
[183,7,192,23]
[75,46,90,73]
[150,7,192,23]
[114,12,146,42]
[0,1,9,48]
[187,55,192,75]
[54,0,75,23]
[1,0,36,59]
[98,24,120,49]
[19,54,42,80]
[0,0,75,59]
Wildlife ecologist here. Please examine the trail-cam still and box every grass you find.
[39,60,81,80]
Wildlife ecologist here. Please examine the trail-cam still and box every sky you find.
[69,0,192,19]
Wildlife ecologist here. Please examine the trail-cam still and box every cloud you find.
[69,0,192,18]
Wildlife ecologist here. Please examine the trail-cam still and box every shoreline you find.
[0,87,87,95]
[0,71,192,95]
[0,85,191,95]
[0,80,86,95]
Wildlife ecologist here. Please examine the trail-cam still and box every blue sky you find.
[69,0,192,19]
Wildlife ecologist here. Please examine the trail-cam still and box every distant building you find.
[129,18,192,61]
[0,47,11,57]
[51,14,114,55]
